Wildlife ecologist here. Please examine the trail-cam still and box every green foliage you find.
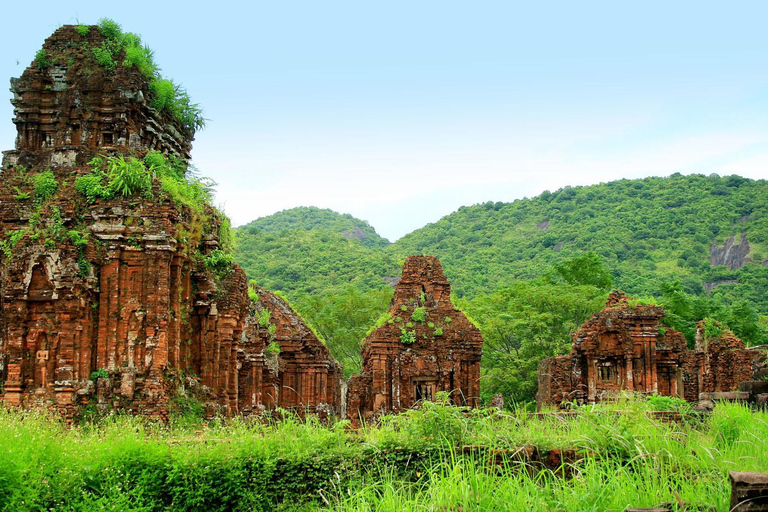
[411,307,427,322]
[33,171,58,202]
[67,230,89,250]
[89,368,109,381]
[234,228,399,297]
[460,280,608,405]
[97,18,123,40]
[90,18,205,132]
[400,328,416,344]
[646,394,690,413]
[265,341,281,356]
[169,395,206,428]
[230,176,768,400]
[34,49,50,69]
[74,169,113,202]
[122,36,157,77]
[83,155,152,198]
[0,401,765,510]
[257,308,271,328]
[554,251,613,289]
[702,317,724,340]
[203,249,232,277]
[0,229,27,260]
[294,286,392,376]
[78,153,216,219]
[75,24,90,36]
[393,174,768,311]
[91,40,121,72]
[434,327,444,336]
[369,312,392,333]
[659,281,768,346]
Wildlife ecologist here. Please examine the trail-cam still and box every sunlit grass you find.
[0,400,766,511]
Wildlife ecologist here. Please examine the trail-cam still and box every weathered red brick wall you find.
[696,320,754,393]
[250,286,342,414]
[347,256,483,422]
[536,356,575,407]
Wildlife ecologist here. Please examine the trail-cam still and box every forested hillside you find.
[233,174,768,402]
[395,173,768,308]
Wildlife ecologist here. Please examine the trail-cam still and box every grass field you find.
[0,397,765,511]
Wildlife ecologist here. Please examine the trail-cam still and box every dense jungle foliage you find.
[1,399,766,511]
[234,174,768,402]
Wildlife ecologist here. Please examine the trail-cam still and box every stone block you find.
[730,471,768,511]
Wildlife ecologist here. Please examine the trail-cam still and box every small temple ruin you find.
[347,255,483,422]
[0,25,341,420]
[249,286,343,414]
[537,291,766,407]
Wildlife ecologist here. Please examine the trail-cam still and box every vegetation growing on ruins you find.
[91,18,205,132]
[0,398,766,511]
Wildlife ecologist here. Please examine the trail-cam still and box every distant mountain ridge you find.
[234,174,768,314]
[239,206,390,248]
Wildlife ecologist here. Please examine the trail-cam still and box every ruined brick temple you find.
[0,25,341,419]
[347,256,483,422]
[537,291,765,407]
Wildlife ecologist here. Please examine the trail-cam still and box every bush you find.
[400,328,416,344]
[91,41,121,72]
[33,171,58,202]
[97,18,123,41]
[103,156,153,196]
[34,49,50,69]
[411,307,427,322]
[74,169,113,203]
[204,249,233,277]
[89,368,109,381]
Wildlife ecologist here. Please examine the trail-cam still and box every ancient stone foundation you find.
[347,255,483,423]
[0,25,341,420]
[537,291,764,408]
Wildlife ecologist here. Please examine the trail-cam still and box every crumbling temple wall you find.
[347,256,483,423]
[537,292,759,408]
[249,286,342,415]
[695,320,756,394]
[0,24,342,420]
[3,25,190,173]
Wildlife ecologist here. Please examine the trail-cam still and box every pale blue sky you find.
[2,1,767,240]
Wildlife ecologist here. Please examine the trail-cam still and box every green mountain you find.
[239,206,390,248]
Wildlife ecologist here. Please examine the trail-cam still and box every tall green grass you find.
[0,399,765,511]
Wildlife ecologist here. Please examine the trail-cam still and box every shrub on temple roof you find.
[92,18,205,132]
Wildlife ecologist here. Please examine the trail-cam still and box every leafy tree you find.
[292,286,392,377]
[553,252,613,288]
[460,281,607,405]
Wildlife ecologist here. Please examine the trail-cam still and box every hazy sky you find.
[1,2,767,240]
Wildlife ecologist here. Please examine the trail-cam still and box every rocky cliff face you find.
[347,256,483,423]
[0,24,341,420]
[710,232,751,270]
